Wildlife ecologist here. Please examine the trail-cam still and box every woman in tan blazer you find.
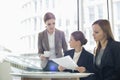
[38,12,68,69]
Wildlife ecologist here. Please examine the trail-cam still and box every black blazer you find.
[64,48,94,80]
[94,39,120,80]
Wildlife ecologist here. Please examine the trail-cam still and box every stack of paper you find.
[52,56,78,70]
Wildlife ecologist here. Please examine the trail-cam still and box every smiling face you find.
[45,19,55,34]
[92,24,107,42]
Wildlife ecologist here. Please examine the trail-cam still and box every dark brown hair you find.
[71,31,87,46]
[43,12,56,23]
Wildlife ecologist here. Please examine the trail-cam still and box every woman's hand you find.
[58,66,65,72]
[75,66,86,73]
[39,54,48,60]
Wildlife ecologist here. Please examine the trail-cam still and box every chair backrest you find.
[0,62,12,80]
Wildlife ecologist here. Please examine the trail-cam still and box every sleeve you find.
[38,33,44,54]
[61,31,68,52]
[86,54,94,73]
[111,42,120,77]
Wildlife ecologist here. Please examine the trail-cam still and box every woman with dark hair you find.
[92,19,120,80]
[58,31,94,80]
[38,12,68,70]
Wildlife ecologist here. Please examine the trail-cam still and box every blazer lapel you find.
[77,50,84,65]
[70,50,75,59]
[55,29,59,52]
[100,40,111,68]
[43,30,49,50]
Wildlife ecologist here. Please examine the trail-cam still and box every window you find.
[0,0,120,54]
[81,0,108,52]
[113,0,120,41]
[20,0,77,53]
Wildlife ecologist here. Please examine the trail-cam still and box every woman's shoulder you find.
[111,41,120,51]
[82,48,94,57]
[65,49,74,53]
[64,49,75,56]
[112,40,120,44]
[38,30,46,35]
[55,29,64,33]
[109,40,120,48]
[64,49,74,55]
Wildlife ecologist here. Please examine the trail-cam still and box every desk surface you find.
[10,72,93,78]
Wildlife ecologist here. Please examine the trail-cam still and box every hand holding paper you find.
[52,56,78,70]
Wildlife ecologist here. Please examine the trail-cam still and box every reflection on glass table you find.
[4,53,42,72]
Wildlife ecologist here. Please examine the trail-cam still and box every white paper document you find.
[52,56,78,70]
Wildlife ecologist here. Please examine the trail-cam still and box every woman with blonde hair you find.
[92,19,120,80]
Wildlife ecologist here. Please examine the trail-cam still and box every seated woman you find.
[58,31,94,80]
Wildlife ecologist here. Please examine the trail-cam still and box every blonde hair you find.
[92,19,114,54]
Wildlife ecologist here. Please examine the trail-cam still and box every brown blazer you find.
[38,29,68,68]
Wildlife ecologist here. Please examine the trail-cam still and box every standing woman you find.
[38,12,68,70]
[92,19,120,80]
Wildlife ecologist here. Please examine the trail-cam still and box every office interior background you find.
[0,0,120,73]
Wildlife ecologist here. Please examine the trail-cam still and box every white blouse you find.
[47,32,56,59]
[73,50,82,63]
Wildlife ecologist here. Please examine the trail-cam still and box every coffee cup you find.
[43,51,50,57]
